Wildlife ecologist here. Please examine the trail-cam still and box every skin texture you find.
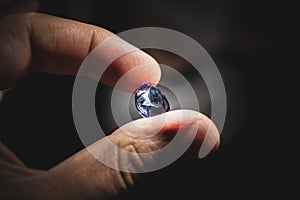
[0,11,220,200]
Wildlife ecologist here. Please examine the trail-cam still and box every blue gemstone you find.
[135,82,170,118]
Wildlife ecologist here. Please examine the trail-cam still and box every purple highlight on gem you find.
[135,82,170,118]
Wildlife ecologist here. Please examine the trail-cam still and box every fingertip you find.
[102,50,161,93]
[196,117,221,158]
[155,110,221,157]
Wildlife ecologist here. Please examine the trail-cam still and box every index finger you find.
[0,12,161,92]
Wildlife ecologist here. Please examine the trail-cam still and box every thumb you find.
[48,110,220,199]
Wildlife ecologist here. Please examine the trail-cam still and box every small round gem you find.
[135,82,170,118]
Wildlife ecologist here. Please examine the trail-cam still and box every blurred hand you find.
[0,12,220,199]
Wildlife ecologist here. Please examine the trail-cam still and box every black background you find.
[0,0,296,199]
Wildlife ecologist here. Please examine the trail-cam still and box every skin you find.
[0,8,220,200]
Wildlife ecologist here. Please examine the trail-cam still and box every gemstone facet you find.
[135,82,170,118]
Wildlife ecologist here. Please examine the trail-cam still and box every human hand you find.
[0,12,220,199]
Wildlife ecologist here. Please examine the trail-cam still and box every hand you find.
[0,12,220,199]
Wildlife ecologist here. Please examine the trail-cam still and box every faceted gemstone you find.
[135,82,170,118]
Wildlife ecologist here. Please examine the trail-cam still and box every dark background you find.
[0,0,296,199]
